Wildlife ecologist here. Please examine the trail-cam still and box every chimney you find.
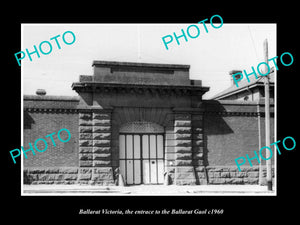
[36,89,46,96]
[229,70,242,86]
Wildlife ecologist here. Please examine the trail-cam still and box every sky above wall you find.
[22,23,276,99]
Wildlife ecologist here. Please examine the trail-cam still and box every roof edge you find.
[211,82,274,100]
[24,95,79,101]
[92,60,190,70]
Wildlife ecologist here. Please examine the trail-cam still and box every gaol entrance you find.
[119,122,165,185]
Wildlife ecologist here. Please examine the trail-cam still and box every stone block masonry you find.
[174,113,196,185]
[78,109,115,185]
[191,114,207,185]
[79,111,93,168]
[204,166,275,185]
[23,166,274,185]
[24,167,79,185]
[172,112,207,185]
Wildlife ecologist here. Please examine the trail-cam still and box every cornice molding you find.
[72,82,209,96]
[24,108,79,113]
[204,111,259,117]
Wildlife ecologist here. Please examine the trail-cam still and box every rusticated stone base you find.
[156,166,274,185]
[24,167,79,185]
[24,167,115,185]
[205,166,275,185]
[24,166,274,185]
[174,166,207,185]
[78,167,115,185]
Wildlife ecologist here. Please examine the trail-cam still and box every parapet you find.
[24,95,79,110]
[80,60,201,86]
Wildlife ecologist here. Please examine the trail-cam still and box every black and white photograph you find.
[3,6,298,221]
[20,23,278,196]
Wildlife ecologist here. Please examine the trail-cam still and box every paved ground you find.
[22,184,276,195]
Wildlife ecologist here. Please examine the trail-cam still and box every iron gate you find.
[119,133,164,185]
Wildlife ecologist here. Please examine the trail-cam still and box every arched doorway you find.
[119,121,164,185]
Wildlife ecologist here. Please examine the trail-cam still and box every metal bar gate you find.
[119,133,164,185]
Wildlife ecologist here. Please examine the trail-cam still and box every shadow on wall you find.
[202,100,234,166]
[24,111,35,129]
[193,101,235,185]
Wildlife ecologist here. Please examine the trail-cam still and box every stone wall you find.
[204,166,275,185]
[173,113,195,185]
[78,109,115,185]
[24,167,78,185]
[23,166,274,185]
[23,167,116,185]
[172,112,206,185]
[154,166,274,185]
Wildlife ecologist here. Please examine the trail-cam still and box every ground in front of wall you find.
[22,184,276,195]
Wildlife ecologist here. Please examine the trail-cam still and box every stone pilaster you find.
[78,111,93,184]
[78,109,114,185]
[91,111,114,185]
[192,114,207,185]
[174,113,197,185]
[78,112,93,166]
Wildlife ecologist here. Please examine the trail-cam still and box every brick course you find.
[24,110,79,167]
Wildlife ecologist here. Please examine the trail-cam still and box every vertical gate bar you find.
[140,134,143,184]
[163,134,165,174]
[132,135,135,184]
[156,135,158,184]
[124,134,127,185]
[148,135,151,184]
